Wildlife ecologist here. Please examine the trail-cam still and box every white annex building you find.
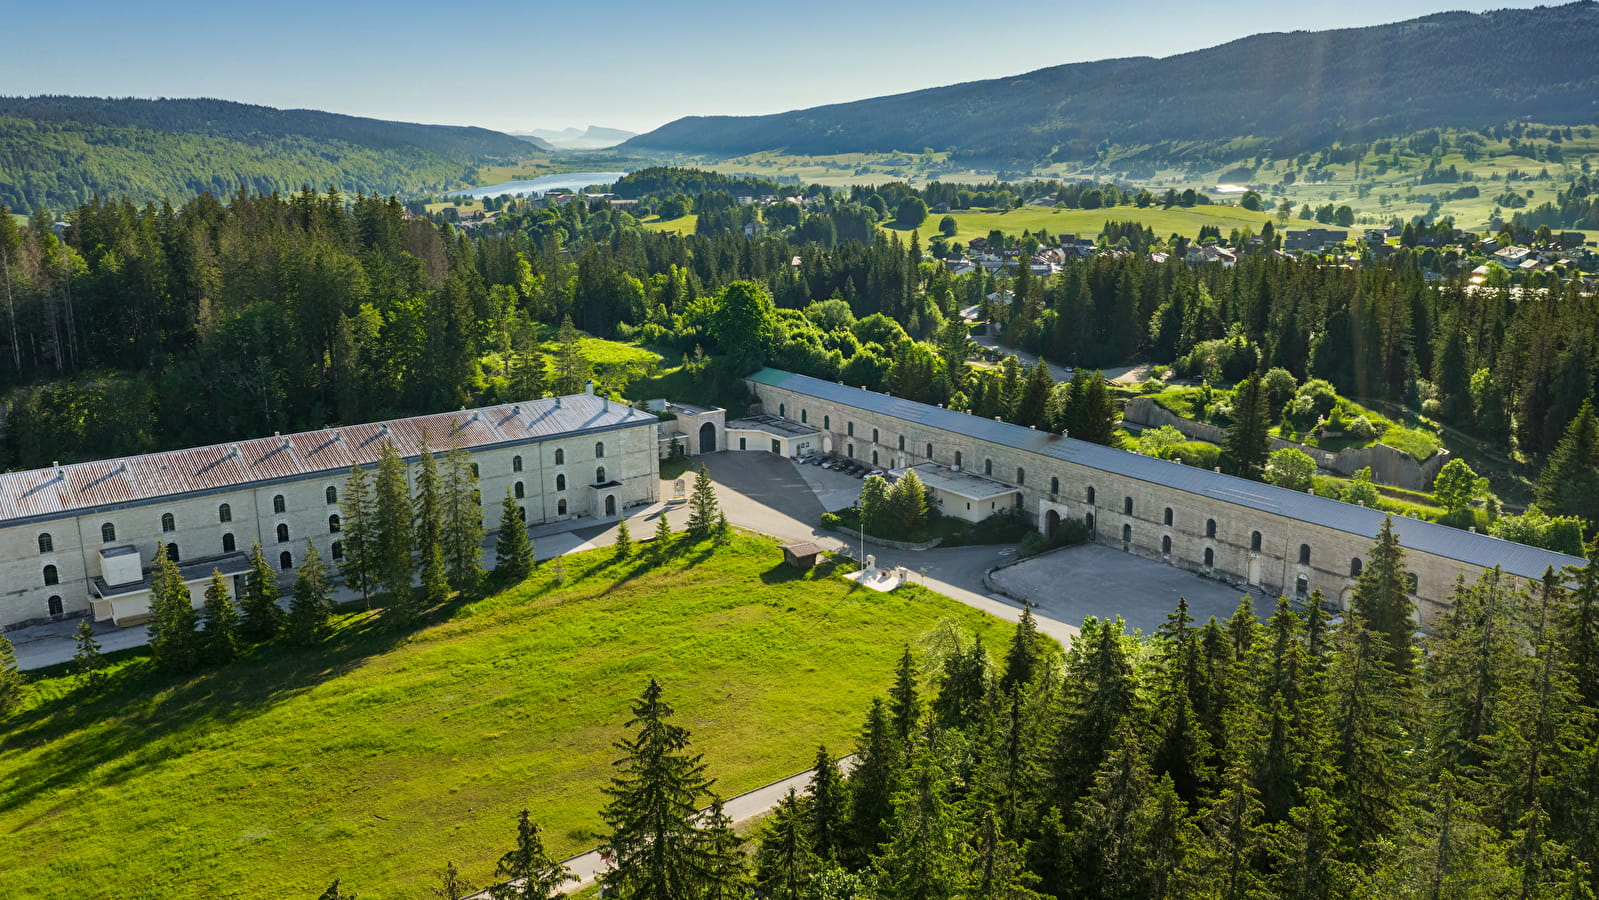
[744,368,1586,621]
[0,386,660,629]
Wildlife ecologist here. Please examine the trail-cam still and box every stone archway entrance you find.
[605,495,617,517]
[699,422,716,454]
[1045,509,1060,538]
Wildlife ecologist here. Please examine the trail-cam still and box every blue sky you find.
[0,0,1552,135]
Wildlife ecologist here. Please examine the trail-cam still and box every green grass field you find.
[884,204,1302,245]
[643,214,697,233]
[0,533,1014,899]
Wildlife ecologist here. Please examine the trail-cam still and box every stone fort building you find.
[1,387,659,629]
[745,368,1584,620]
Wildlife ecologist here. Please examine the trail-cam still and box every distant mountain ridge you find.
[624,2,1599,161]
[0,96,538,211]
[520,125,637,149]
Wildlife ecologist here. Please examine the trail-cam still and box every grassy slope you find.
[882,204,1300,244]
[0,533,1012,899]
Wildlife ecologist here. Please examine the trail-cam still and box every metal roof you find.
[747,369,1586,581]
[1,393,655,526]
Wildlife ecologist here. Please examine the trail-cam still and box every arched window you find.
[512,455,523,473]
[328,514,341,533]
[595,442,605,459]
[48,595,63,617]
[954,450,962,467]
[516,506,526,522]
[1350,557,1363,577]
[470,462,480,479]
[166,544,180,562]
[38,533,52,554]
[824,415,830,430]
[1122,524,1132,544]
[326,485,338,505]
[872,450,880,465]
[595,466,606,484]
[558,499,568,516]
[43,564,59,586]
[1204,547,1215,567]
[223,532,236,553]
[161,512,176,533]
[1124,497,1133,515]
[898,435,905,451]
[1296,575,1309,598]
[872,428,879,444]
[280,551,293,570]
[1086,486,1096,505]
[276,523,290,543]
[801,409,808,423]
[1085,512,1096,532]
[1164,507,1174,526]
[926,442,933,458]
[1406,572,1420,595]
[101,522,116,543]
[556,474,567,491]
[1162,535,1172,555]
[554,448,565,465]
[514,481,525,499]
[273,494,286,514]
[984,458,993,476]
[219,503,232,523]
[332,541,345,561]
[848,422,855,436]
[1016,467,1025,485]
[779,403,786,418]
[1251,531,1262,552]
[1205,518,1217,538]
[1298,544,1311,565]
[1051,476,1060,495]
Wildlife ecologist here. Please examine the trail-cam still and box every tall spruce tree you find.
[756,789,818,900]
[599,679,715,900]
[933,634,990,730]
[240,540,283,642]
[288,542,334,646]
[414,434,450,607]
[147,543,201,672]
[494,488,533,582]
[1351,517,1417,678]
[873,749,970,900]
[338,464,378,606]
[698,797,749,900]
[1536,399,1599,525]
[846,698,900,866]
[551,314,592,396]
[442,443,484,592]
[1561,545,1599,711]
[1064,728,1195,900]
[200,569,240,666]
[489,810,572,900]
[807,745,848,861]
[1001,605,1043,692]
[1050,616,1137,810]
[888,646,922,743]
[374,441,417,621]
[72,619,106,689]
[1016,359,1054,429]
[686,463,720,538]
[1322,609,1411,859]
[614,516,632,559]
[1223,374,1272,479]
[652,512,673,555]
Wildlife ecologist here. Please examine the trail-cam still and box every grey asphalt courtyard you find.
[990,542,1275,635]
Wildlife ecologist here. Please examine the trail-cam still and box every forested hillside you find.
[0,96,540,210]
[625,2,1599,161]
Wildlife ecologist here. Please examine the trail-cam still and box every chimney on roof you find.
[1173,457,1181,465]
[584,380,595,396]
[555,397,563,409]
[1214,466,1222,472]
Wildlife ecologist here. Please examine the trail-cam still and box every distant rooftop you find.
[727,415,820,439]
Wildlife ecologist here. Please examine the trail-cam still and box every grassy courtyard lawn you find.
[0,533,1013,900]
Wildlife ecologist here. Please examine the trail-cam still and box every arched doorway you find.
[1045,509,1060,538]
[605,495,617,517]
[699,422,716,454]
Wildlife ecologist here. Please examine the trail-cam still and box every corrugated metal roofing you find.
[0,394,655,525]
[748,368,1586,580]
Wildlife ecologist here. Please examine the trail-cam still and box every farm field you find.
[886,204,1307,244]
[0,533,1014,900]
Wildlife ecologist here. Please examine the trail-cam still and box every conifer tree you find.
[339,464,378,606]
[888,646,921,743]
[200,569,240,666]
[846,698,900,865]
[756,789,818,900]
[442,444,484,593]
[698,797,749,900]
[614,516,632,559]
[1065,728,1195,900]
[1001,605,1042,692]
[1561,545,1599,710]
[494,488,533,583]
[886,469,928,539]
[0,628,24,713]
[414,435,449,607]
[967,807,1044,900]
[807,745,848,861]
[1426,568,1525,782]
[1268,788,1355,900]
[873,750,969,900]
[859,474,890,537]
[552,315,592,396]
[289,542,334,646]
[1193,756,1270,900]
[686,463,720,538]
[1050,616,1137,810]
[148,543,201,672]
[1016,359,1054,429]
[431,861,473,900]
[1223,374,1272,479]
[240,540,283,642]
[1322,610,1410,858]
[648,512,670,553]
[490,810,572,900]
[72,619,106,689]
[713,510,730,543]
[1351,517,1417,678]
[1536,399,1599,524]
[600,679,715,900]
[934,634,990,730]
[374,441,417,620]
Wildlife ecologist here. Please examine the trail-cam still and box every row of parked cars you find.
[800,453,886,480]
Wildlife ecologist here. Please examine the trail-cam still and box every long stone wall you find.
[1122,397,1447,490]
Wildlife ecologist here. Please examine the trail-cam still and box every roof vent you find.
[994,416,1002,421]
[555,397,563,409]
[584,379,595,396]
[1357,500,1366,506]
[511,405,521,416]
[1029,424,1036,430]
[1213,466,1222,472]
[1173,457,1182,466]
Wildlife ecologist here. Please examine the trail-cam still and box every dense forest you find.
[0,96,539,210]
[623,3,1599,161]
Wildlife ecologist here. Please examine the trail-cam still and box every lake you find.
[446,171,629,200]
